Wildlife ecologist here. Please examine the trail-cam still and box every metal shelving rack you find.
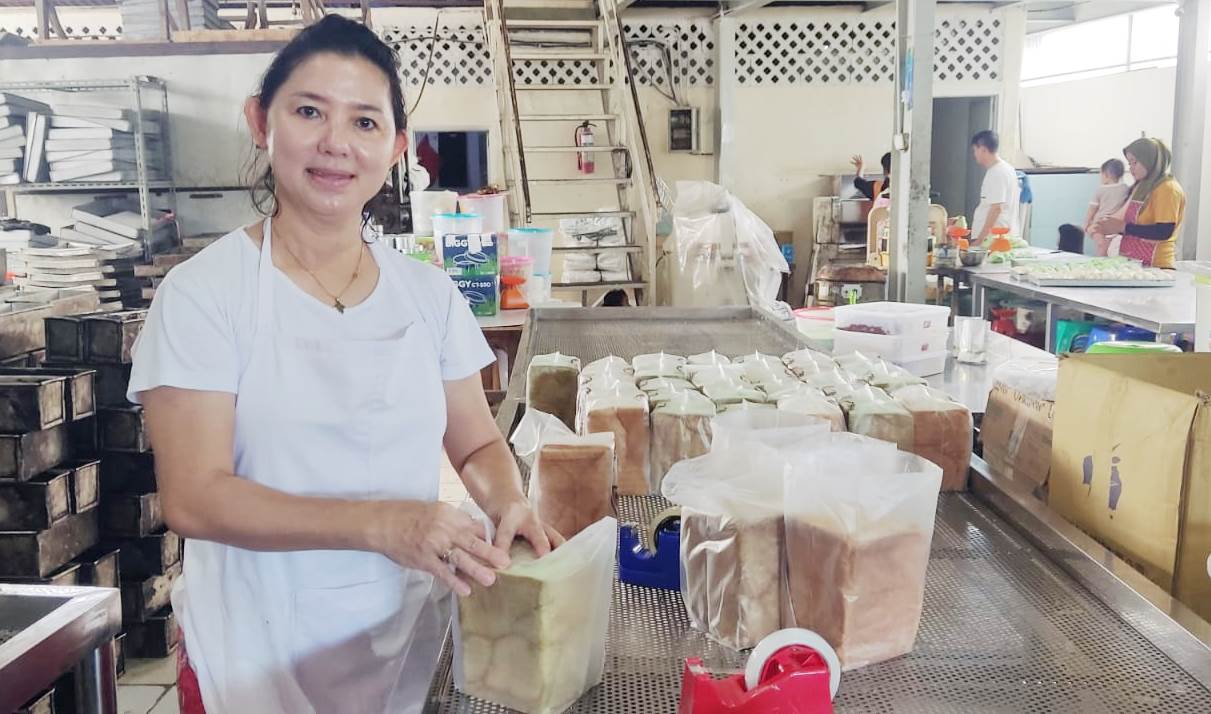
[0,76,178,259]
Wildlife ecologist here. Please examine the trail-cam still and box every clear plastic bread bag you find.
[454,516,618,714]
[510,409,616,540]
[662,443,789,650]
[582,388,653,495]
[650,390,717,489]
[782,437,942,670]
[840,384,915,451]
[890,385,974,492]
[526,352,582,429]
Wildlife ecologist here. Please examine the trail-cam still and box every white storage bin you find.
[897,351,948,378]
[834,302,951,336]
[833,327,950,362]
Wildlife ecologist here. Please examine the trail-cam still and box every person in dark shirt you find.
[850,152,892,200]
[1058,224,1084,254]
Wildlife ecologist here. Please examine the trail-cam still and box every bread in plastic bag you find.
[840,385,915,451]
[865,359,927,391]
[777,390,846,432]
[453,516,617,714]
[717,400,777,414]
[580,355,633,384]
[782,441,942,669]
[562,252,599,272]
[562,269,602,284]
[687,364,752,388]
[641,377,700,409]
[687,350,732,366]
[632,353,687,382]
[835,351,880,382]
[663,445,788,650]
[890,385,974,491]
[510,410,617,540]
[650,391,716,487]
[582,389,652,495]
[709,408,831,452]
[783,348,837,376]
[989,359,1058,402]
[803,367,858,399]
[703,381,767,406]
[526,353,582,429]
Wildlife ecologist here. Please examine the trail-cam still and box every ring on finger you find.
[441,547,456,565]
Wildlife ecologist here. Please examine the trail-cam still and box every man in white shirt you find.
[970,130,1021,245]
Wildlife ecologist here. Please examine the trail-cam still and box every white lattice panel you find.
[734,12,1002,85]
[513,59,603,86]
[379,24,491,86]
[0,23,122,40]
[935,16,1002,82]
[624,19,717,87]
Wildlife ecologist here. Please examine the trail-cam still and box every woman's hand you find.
[492,498,566,557]
[850,155,864,175]
[1096,215,1126,236]
[368,500,510,597]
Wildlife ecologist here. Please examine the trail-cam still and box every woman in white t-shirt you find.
[128,16,560,714]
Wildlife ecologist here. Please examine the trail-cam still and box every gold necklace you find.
[275,227,365,314]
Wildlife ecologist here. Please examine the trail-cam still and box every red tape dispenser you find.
[679,629,841,714]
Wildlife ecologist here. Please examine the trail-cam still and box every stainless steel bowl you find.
[960,248,987,267]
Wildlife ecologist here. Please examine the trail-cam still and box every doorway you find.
[930,96,995,224]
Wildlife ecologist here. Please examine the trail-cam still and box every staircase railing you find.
[484,0,531,224]
[598,0,662,287]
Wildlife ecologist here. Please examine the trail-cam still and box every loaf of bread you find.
[680,505,784,651]
[783,348,837,377]
[532,436,616,540]
[777,390,846,432]
[687,350,732,366]
[527,353,581,429]
[891,385,974,491]
[842,385,914,451]
[632,353,687,382]
[650,393,716,485]
[784,521,930,669]
[583,390,652,495]
[580,355,633,385]
[455,518,616,714]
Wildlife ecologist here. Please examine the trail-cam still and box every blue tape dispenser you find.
[619,506,683,591]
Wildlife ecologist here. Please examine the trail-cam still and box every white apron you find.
[174,218,452,714]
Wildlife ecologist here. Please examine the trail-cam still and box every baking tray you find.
[424,307,1211,713]
[1014,276,1177,288]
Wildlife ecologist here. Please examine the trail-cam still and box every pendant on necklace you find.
[334,298,346,314]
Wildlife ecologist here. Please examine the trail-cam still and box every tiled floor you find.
[117,455,469,712]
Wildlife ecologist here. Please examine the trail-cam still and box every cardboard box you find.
[981,381,1055,496]
[442,233,498,277]
[453,276,498,317]
[1049,354,1211,619]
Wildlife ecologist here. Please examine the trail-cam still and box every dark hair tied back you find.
[245,15,407,220]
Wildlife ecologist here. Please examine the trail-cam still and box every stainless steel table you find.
[925,331,1054,415]
[425,307,1211,713]
[0,584,122,713]
[970,271,1197,352]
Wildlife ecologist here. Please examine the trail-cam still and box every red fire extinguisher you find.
[575,121,595,174]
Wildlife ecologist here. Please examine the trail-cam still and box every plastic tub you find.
[410,190,458,234]
[833,327,950,362]
[432,212,483,243]
[793,307,834,341]
[833,302,951,336]
[509,227,555,277]
[897,350,948,378]
[459,192,508,235]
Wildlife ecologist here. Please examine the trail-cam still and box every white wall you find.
[1020,66,1177,167]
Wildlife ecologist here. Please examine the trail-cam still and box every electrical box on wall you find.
[669,107,700,153]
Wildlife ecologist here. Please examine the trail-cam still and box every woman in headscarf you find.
[1095,137,1185,268]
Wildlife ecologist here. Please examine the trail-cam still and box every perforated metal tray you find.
[424,307,1211,713]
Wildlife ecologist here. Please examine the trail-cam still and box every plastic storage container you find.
[410,190,458,235]
[459,192,508,235]
[509,227,555,277]
[500,255,534,310]
[432,212,483,243]
[833,302,951,336]
[833,327,950,361]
